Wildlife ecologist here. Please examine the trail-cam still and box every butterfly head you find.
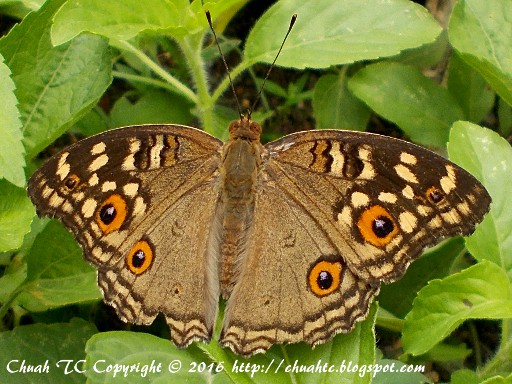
[228,116,262,142]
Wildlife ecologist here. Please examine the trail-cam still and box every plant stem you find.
[468,321,482,367]
[179,35,215,132]
[116,40,197,104]
[112,71,186,95]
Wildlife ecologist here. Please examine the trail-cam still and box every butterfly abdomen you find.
[217,133,263,298]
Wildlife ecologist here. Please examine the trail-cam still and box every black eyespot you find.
[64,174,79,190]
[132,250,146,269]
[317,271,333,290]
[99,204,116,225]
[428,188,444,204]
[372,216,395,238]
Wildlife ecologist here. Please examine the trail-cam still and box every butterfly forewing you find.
[265,130,491,285]
[28,124,224,346]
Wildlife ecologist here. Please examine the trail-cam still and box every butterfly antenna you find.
[205,10,244,120]
[249,14,297,119]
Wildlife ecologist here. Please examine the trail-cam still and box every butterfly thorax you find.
[218,118,263,298]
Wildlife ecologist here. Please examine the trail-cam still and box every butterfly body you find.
[28,121,490,357]
[218,118,263,298]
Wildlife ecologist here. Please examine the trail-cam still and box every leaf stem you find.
[112,71,186,95]
[116,40,197,104]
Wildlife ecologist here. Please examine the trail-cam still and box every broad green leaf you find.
[0,53,25,187]
[481,376,512,384]
[450,369,480,384]
[372,359,428,384]
[425,343,472,363]
[402,261,512,356]
[0,0,112,160]
[0,180,34,251]
[0,318,97,384]
[448,122,512,279]
[110,89,193,128]
[392,30,449,69]
[379,237,466,319]
[0,261,26,304]
[51,0,247,45]
[0,0,45,18]
[348,62,464,148]
[85,331,215,383]
[448,0,512,106]
[52,0,188,44]
[245,0,441,68]
[447,52,495,123]
[16,220,101,311]
[312,72,371,131]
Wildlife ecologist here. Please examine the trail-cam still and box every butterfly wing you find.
[220,129,490,356]
[263,130,491,285]
[28,124,223,346]
[219,160,378,357]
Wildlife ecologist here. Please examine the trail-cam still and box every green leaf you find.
[448,122,512,279]
[52,0,189,44]
[85,331,215,383]
[447,52,495,123]
[51,0,247,45]
[0,318,97,384]
[0,180,34,252]
[372,359,428,384]
[448,0,512,106]
[481,375,512,384]
[16,220,101,312]
[0,53,25,187]
[245,0,441,68]
[450,369,480,384]
[402,261,512,356]
[312,72,371,131]
[348,62,464,148]
[379,237,466,319]
[110,89,193,127]
[0,0,112,159]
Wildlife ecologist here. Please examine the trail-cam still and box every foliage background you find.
[0,0,511,383]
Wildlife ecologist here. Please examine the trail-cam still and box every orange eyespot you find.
[95,194,127,234]
[426,186,445,204]
[126,240,154,275]
[357,205,398,247]
[308,260,342,296]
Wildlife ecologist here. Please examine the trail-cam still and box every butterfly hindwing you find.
[220,170,379,356]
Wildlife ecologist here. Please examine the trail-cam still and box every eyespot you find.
[426,186,445,204]
[308,260,342,297]
[357,205,398,247]
[95,194,127,234]
[63,174,80,190]
[126,239,154,275]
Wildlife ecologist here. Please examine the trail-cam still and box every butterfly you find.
[26,11,491,358]
[27,115,490,356]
